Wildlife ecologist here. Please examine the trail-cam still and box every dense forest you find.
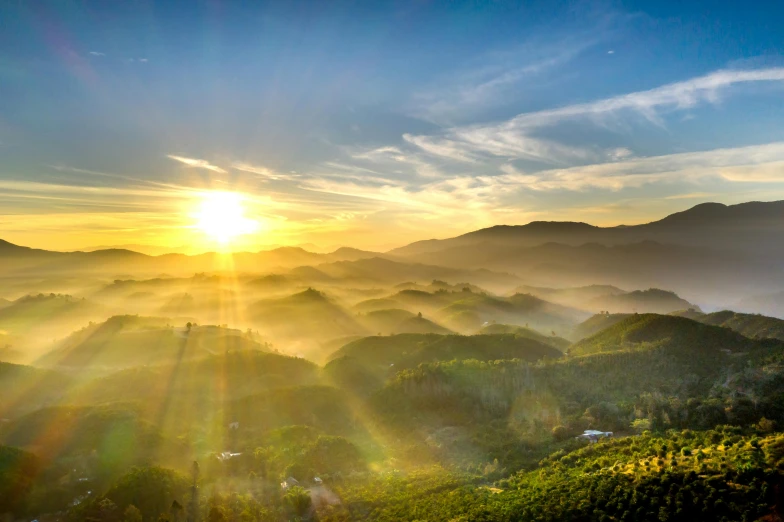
[2,269,784,522]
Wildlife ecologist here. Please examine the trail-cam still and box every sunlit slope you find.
[0,294,107,340]
[571,312,633,340]
[671,309,784,341]
[64,351,319,409]
[225,385,359,437]
[0,444,39,515]
[0,404,188,478]
[36,315,267,369]
[0,362,73,418]
[289,257,521,293]
[248,288,369,341]
[354,289,587,335]
[320,430,784,522]
[515,284,627,307]
[370,316,784,437]
[356,308,453,335]
[569,313,770,356]
[586,288,699,314]
[328,333,561,370]
[478,323,571,350]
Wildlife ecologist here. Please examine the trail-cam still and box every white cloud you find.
[485,142,784,191]
[607,50,615,55]
[350,145,446,178]
[403,67,784,165]
[89,51,105,56]
[607,147,633,161]
[167,155,227,174]
[402,134,478,163]
[232,162,296,180]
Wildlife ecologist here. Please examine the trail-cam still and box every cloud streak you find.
[167,155,227,174]
[404,67,784,165]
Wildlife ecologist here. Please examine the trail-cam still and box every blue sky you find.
[1,0,783,251]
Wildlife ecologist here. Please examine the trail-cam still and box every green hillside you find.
[248,288,368,340]
[37,315,266,369]
[479,323,571,350]
[317,429,784,522]
[329,333,561,370]
[569,313,768,356]
[571,312,633,340]
[0,362,73,417]
[672,309,784,341]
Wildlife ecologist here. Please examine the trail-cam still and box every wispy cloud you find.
[407,18,617,125]
[484,142,784,191]
[232,162,297,180]
[167,155,227,174]
[404,67,784,165]
[350,145,446,178]
[88,51,105,56]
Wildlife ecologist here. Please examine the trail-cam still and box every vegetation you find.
[2,265,784,521]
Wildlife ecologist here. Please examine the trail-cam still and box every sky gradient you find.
[1,0,784,253]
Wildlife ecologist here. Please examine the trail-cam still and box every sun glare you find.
[195,191,259,244]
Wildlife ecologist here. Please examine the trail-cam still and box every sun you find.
[195,191,259,244]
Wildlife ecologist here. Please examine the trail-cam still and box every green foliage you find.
[0,445,39,515]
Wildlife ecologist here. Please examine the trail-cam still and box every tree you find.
[551,425,570,441]
[123,505,142,522]
[284,486,312,518]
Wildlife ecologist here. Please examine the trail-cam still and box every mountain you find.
[387,201,784,303]
[390,201,784,256]
[0,240,383,278]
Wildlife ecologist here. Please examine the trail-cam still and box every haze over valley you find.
[3,1,784,520]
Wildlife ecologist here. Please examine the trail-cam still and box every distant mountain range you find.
[389,201,784,256]
[387,201,784,305]
[1,200,783,310]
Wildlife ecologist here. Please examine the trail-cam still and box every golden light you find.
[195,191,259,244]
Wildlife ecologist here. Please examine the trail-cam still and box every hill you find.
[367,290,588,335]
[514,284,626,309]
[0,362,73,418]
[248,288,369,343]
[224,385,359,437]
[585,288,699,314]
[64,351,319,408]
[328,333,561,371]
[671,309,784,341]
[569,314,771,356]
[571,312,633,340]
[0,294,105,338]
[36,315,266,369]
[0,404,188,482]
[478,323,571,350]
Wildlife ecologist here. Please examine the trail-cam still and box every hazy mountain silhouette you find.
[390,201,784,256]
